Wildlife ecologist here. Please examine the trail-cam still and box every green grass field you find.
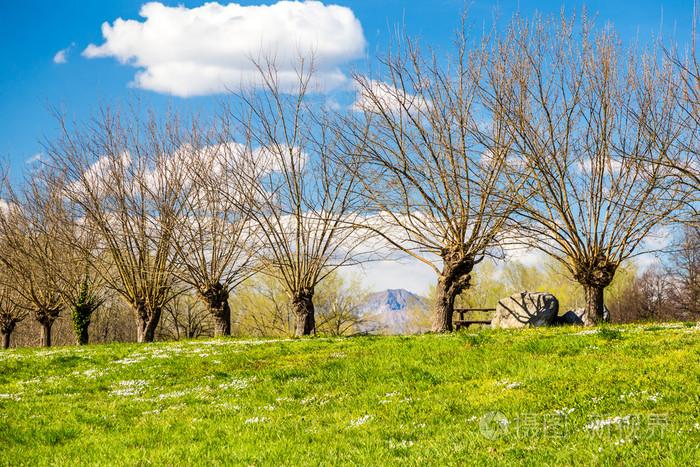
[1,324,699,465]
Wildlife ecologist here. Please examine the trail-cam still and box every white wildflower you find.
[219,377,252,390]
[554,407,575,416]
[111,380,148,396]
[497,380,522,389]
[0,393,21,401]
[114,356,145,365]
[388,440,414,449]
[244,416,268,424]
[585,415,631,431]
[349,415,372,427]
[158,390,189,400]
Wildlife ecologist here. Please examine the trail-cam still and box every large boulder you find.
[556,307,610,326]
[492,291,559,329]
[556,310,585,325]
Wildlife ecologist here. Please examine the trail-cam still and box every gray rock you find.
[491,291,559,329]
[556,310,585,325]
[557,307,610,326]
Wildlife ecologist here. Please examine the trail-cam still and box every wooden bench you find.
[453,308,495,330]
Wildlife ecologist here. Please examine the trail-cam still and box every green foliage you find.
[230,274,292,336]
[71,278,102,345]
[230,272,370,337]
[457,331,492,348]
[597,326,624,341]
[0,325,698,464]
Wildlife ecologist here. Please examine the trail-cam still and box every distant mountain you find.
[360,289,429,334]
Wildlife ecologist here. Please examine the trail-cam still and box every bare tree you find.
[172,129,254,336]
[485,14,682,323]
[30,171,106,345]
[231,275,295,337]
[668,225,700,318]
[90,297,135,343]
[158,291,213,340]
[222,60,372,336]
[46,109,188,342]
[666,7,700,225]
[314,272,373,336]
[0,284,28,349]
[342,27,524,332]
[0,175,65,347]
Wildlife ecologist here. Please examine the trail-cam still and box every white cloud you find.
[54,42,76,64]
[53,48,69,64]
[351,78,429,113]
[25,153,42,164]
[67,152,132,199]
[83,1,366,97]
[0,199,15,217]
[632,226,675,271]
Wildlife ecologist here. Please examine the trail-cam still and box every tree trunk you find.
[432,254,474,333]
[292,290,315,337]
[135,306,161,343]
[212,301,231,337]
[1,322,15,349]
[574,256,617,325]
[40,321,53,347]
[2,331,10,349]
[584,285,607,325]
[72,304,94,346]
[200,284,231,337]
[432,276,457,332]
[78,324,89,346]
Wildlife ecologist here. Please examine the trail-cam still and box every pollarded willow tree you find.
[0,174,66,347]
[222,60,373,337]
[47,110,189,343]
[484,14,682,324]
[667,13,700,226]
[20,170,106,346]
[342,29,526,332]
[0,282,28,349]
[172,130,255,336]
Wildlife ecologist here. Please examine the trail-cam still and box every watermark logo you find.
[475,411,671,440]
[479,411,510,439]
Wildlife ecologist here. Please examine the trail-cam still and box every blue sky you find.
[0,0,694,293]
[0,0,695,170]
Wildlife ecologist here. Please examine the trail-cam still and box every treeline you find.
[0,12,699,348]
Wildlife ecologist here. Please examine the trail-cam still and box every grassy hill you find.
[1,324,699,465]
